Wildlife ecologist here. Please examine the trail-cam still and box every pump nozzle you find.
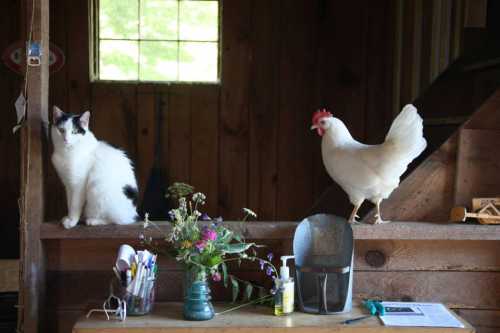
[280,255,295,280]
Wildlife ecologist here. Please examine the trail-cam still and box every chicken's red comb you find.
[312,109,332,125]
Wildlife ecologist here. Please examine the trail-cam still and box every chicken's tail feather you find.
[385,104,427,162]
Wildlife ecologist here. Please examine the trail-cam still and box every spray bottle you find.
[274,255,295,316]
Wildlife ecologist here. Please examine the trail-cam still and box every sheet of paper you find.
[380,302,465,328]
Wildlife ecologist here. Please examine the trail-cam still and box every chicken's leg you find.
[373,199,389,224]
[348,204,361,224]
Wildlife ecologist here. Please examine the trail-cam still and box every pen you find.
[342,315,372,325]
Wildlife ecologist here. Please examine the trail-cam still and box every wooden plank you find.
[19,0,49,332]
[0,260,20,292]
[355,271,500,309]
[66,0,91,113]
[0,0,22,259]
[47,239,500,273]
[90,84,138,158]
[454,129,500,208]
[164,85,191,185]
[276,0,317,220]
[400,0,422,104]
[364,0,396,143]
[136,86,156,199]
[47,270,271,309]
[190,85,219,217]
[219,0,252,219]
[247,0,280,220]
[40,221,500,241]
[439,0,452,72]
[464,0,487,28]
[45,239,283,271]
[455,309,500,332]
[450,0,465,61]
[72,302,473,333]
[355,240,500,272]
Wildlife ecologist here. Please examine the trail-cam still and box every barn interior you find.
[1,0,500,332]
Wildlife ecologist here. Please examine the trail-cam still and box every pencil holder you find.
[112,276,156,316]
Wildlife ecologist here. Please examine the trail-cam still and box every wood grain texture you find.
[247,0,280,220]
[455,129,500,207]
[0,0,21,259]
[46,239,500,273]
[355,271,500,309]
[19,1,49,332]
[219,0,251,219]
[41,220,500,241]
[276,0,317,220]
[72,302,473,333]
[190,85,219,217]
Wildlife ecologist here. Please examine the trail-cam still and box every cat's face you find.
[52,106,91,147]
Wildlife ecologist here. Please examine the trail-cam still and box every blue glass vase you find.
[183,269,214,321]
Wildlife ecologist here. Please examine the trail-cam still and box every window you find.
[94,0,219,83]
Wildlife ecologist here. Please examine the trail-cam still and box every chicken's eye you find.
[320,120,326,126]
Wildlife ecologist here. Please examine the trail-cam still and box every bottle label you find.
[282,282,294,313]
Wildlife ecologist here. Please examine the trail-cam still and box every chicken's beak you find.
[310,124,318,130]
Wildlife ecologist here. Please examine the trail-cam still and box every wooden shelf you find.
[40,221,500,241]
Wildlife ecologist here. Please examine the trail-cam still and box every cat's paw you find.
[86,218,106,226]
[61,216,78,229]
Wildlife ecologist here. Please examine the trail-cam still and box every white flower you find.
[243,208,257,218]
[192,192,207,204]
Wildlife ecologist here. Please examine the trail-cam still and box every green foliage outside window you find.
[98,0,219,82]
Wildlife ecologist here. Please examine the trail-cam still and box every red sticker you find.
[2,41,65,74]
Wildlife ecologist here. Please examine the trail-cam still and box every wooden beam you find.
[18,0,49,332]
[40,221,500,241]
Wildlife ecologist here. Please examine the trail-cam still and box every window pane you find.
[179,42,217,82]
[140,0,178,40]
[140,41,178,81]
[100,0,139,39]
[100,40,139,80]
[179,1,218,41]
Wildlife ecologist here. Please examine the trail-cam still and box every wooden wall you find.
[44,0,396,222]
[0,0,21,259]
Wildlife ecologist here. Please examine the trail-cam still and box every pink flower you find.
[201,227,217,241]
[194,240,207,252]
[212,272,221,282]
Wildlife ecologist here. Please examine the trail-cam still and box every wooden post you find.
[18,0,49,332]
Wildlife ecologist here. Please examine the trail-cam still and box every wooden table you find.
[73,302,474,333]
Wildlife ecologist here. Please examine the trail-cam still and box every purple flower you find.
[212,272,221,282]
[194,240,207,252]
[200,213,211,221]
[201,227,217,241]
[266,266,274,276]
[259,259,265,270]
[267,253,274,261]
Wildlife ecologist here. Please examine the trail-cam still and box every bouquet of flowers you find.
[142,183,278,304]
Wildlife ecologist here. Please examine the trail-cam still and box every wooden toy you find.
[450,206,500,224]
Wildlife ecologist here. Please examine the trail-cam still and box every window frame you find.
[89,0,222,85]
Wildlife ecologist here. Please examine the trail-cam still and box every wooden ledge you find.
[41,221,500,241]
[74,302,473,333]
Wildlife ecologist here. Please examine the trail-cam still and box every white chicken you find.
[311,104,427,224]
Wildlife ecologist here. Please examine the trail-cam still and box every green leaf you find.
[243,283,253,302]
[225,243,254,254]
[221,262,228,288]
[230,276,239,303]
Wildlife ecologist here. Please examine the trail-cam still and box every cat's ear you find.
[53,106,64,121]
[80,111,91,128]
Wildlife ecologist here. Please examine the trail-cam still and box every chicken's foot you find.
[373,199,390,224]
[348,204,361,224]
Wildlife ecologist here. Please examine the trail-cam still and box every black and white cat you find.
[51,106,139,229]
